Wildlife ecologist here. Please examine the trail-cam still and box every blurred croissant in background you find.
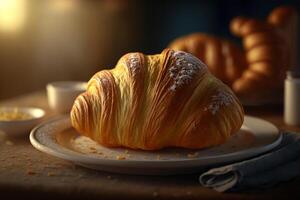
[71,49,244,150]
[169,6,298,103]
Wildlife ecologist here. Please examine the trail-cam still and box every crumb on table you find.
[5,140,14,145]
[116,155,126,160]
[47,172,56,177]
[26,170,36,175]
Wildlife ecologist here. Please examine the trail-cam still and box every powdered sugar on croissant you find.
[169,51,206,91]
[71,49,244,150]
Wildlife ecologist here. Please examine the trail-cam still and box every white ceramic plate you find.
[30,116,282,175]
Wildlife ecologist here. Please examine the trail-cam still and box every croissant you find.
[70,49,244,150]
[230,6,297,99]
[168,6,298,101]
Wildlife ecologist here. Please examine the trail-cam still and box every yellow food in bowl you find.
[0,108,33,121]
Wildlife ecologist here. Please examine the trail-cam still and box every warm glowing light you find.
[0,0,26,32]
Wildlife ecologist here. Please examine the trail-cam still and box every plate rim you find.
[30,115,282,167]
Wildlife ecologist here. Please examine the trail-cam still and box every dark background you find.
[141,0,299,53]
[0,0,299,100]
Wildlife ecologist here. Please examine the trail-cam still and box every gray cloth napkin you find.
[199,132,300,192]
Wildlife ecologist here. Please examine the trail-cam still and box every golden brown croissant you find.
[230,6,298,99]
[168,6,298,101]
[70,49,244,150]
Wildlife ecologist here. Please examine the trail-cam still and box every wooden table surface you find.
[1,91,300,200]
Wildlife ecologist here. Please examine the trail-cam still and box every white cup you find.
[46,81,87,114]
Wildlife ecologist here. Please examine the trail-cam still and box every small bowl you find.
[46,81,87,114]
[0,107,45,137]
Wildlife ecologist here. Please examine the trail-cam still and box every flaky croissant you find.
[71,49,244,150]
[169,6,298,101]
